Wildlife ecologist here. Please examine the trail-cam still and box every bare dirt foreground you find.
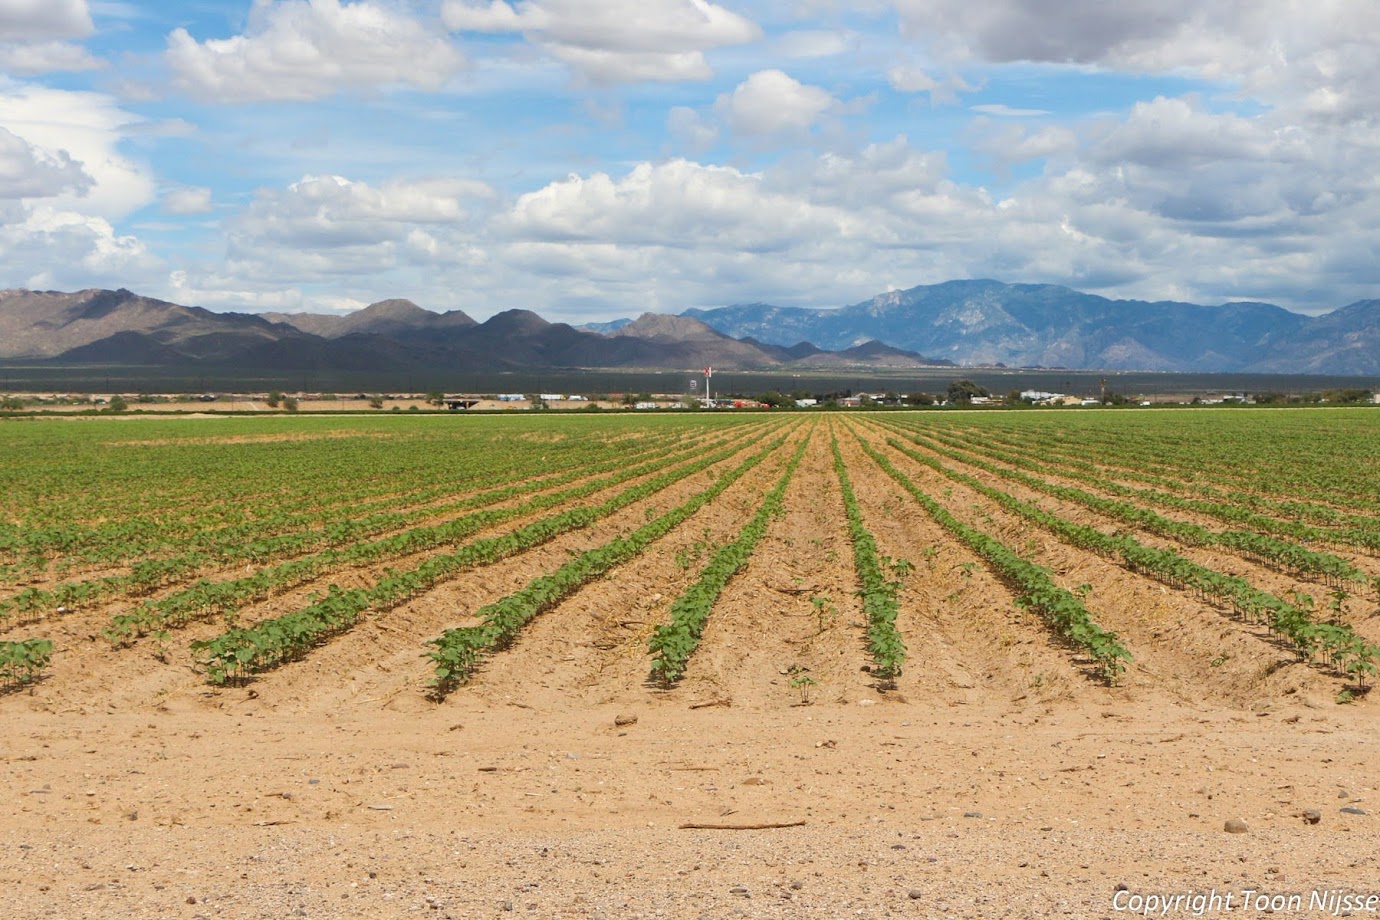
[4,427,1379,919]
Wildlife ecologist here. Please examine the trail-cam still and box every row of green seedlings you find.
[893,423,1375,592]
[0,432,580,576]
[191,426,794,684]
[849,428,1131,684]
[647,431,814,685]
[880,432,1379,690]
[0,638,52,690]
[102,424,771,645]
[829,435,906,684]
[424,429,804,695]
[971,424,1380,532]
[0,426,726,625]
[928,423,1380,560]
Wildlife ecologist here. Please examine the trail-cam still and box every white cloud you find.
[0,41,103,74]
[0,83,155,218]
[166,0,465,103]
[442,0,761,83]
[714,69,836,136]
[0,126,91,198]
[161,186,213,215]
[0,0,93,42]
[215,174,493,286]
[506,159,841,250]
[0,205,157,290]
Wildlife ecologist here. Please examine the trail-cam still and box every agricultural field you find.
[2,408,1378,918]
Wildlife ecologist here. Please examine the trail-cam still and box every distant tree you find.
[757,390,792,409]
[905,392,935,406]
[368,395,385,409]
[425,390,445,407]
[265,390,283,408]
[107,394,128,412]
[1,395,24,410]
[529,395,549,410]
[946,379,989,405]
[282,395,299,411]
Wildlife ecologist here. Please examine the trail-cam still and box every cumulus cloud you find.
[0,205,158,290]
[442,0,761,83]
[0,84,154,218]
[0,0,93,42]
[218,174,493,284]
[0,126,91,199]
[506,159,842,250]
[714,69,836,137]
[166,0,464,102]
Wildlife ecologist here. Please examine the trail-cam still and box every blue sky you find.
[2,0,1378,321]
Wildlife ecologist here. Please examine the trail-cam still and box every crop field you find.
[3,409,1378,703]
[3,408,1379,918]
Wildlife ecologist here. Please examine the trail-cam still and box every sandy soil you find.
[3,419,1377,919]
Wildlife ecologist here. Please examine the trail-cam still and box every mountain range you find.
[683,280,1380,375]
[1,280,1377,375]
[0,288,945,374]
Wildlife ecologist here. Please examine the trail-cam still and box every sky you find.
[1,0,1378,322]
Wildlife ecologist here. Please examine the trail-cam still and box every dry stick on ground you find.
[678,820,806,830]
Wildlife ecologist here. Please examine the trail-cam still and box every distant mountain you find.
[265,299,476,340]
[4,282,1376,375]
[578,317,633,335]
[685,280,1380,374]
[0,288,951,374]
[0,288,305,360]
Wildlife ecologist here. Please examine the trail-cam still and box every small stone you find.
[1116,883,1129,892]
[789,880,803,891]
[729,885,749,897]
[963,811,983,818]
[501,900,514,911]
[1338,790,1351,799]
[1302,809,1322,825]
[1340,806,1368,816]
[1224,818,1249,834]
[614,714,638,727]
[908,889,923,900]
[741,776,768,786]
[186,897,197,905]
